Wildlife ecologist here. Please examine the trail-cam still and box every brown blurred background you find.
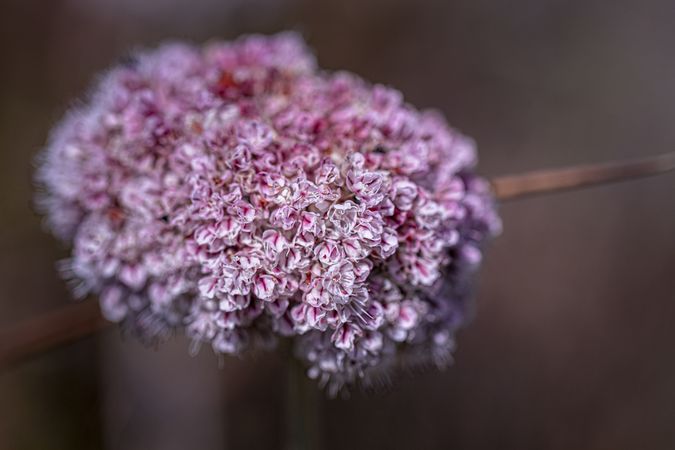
[2,0,675,448]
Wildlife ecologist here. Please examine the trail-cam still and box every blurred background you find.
[2,0,675,448]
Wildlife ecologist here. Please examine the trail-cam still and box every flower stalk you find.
[286,352,321,450]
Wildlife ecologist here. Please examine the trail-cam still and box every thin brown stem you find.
[0,300,108,370]
[1,152,674,370]
[492,152,675,200]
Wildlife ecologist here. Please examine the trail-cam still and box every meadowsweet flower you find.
[36,32,501,395]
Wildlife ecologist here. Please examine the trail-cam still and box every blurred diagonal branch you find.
[0,300,108,370]
[492,152,675,200]
[1,152,674,370]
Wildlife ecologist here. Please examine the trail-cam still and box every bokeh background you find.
[2,0,675,448]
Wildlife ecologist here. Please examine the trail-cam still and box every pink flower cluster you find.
[37,33,501,394]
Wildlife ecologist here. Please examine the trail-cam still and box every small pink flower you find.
[377,228,399,258]
[279,247,305,272]
[214,217,241,242]
[410,257,440,286]
[270,204,299,230]
[314,240,343,266]
[323,260,356,300]
[342,237,368,259]
[416,200,443,229]
[306,305,327,329]
[347,170,386,207]
[361,331,383,353]
[332,323,363,351]
[391,179,418,211]
[304,280,331,307]
[119,263,147,290]
[262,229,288,259]
[265,297,289,317]
[315,158,340,185]
[236,120,274,151]
[100,286,128,322]
[258,171,286,198]
[352,259,372,283]
[396,301,419,330]
[198,276,220,299]
[299,211,322,234]
[253,273,276,300]
[230,200,257,223]
[219,294,250,312]
[354,213,384,247]
[328,201,360,234]
[224,144,252,171]
[235,251,263,272]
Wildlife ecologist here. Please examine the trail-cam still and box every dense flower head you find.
[36,32,501,394]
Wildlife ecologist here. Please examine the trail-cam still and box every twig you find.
[0,300,108,370]
[492,152,675,200]
[1,152,674,370]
